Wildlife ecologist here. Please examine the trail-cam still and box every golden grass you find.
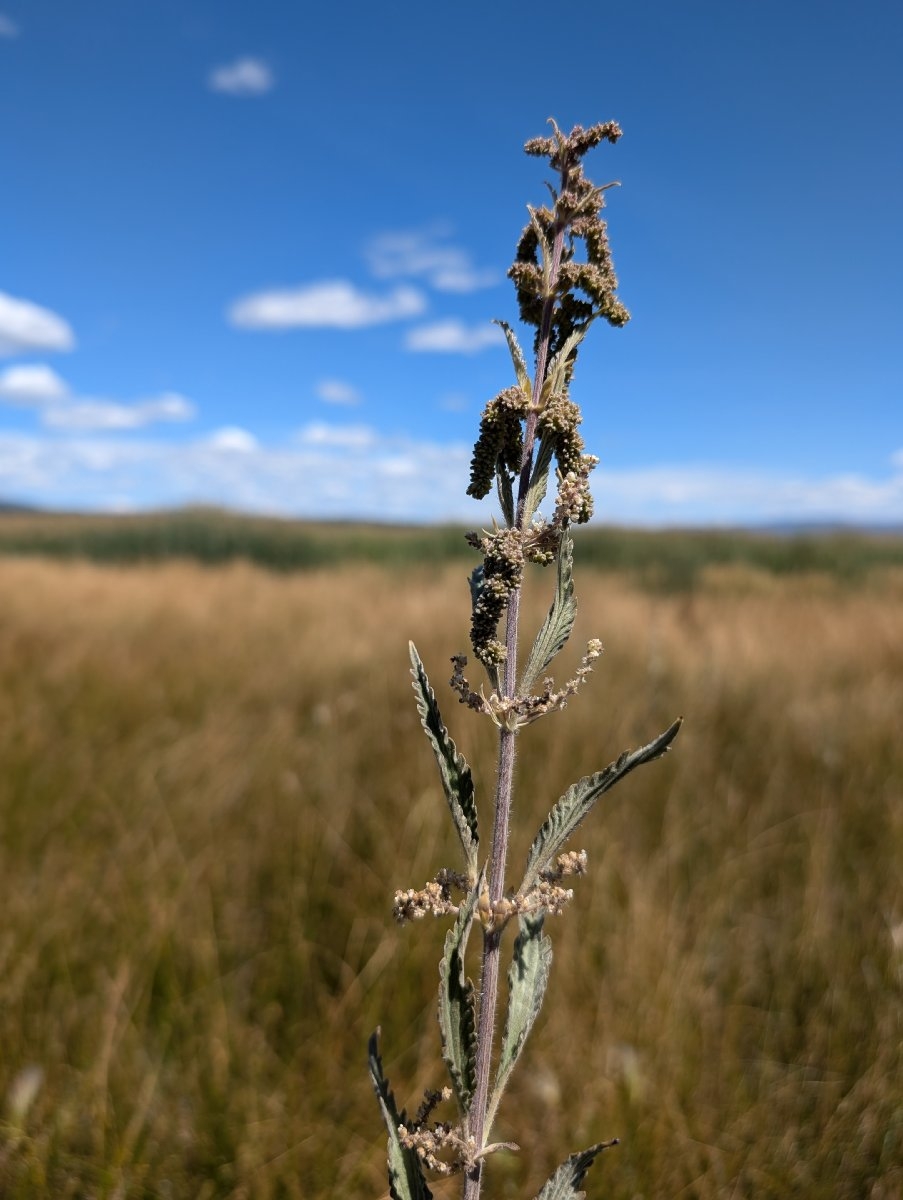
[0,557,901,1198]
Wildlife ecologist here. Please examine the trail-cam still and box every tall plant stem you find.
[463,182,570,1200]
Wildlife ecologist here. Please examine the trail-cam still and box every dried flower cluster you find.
[369,119,681,1200]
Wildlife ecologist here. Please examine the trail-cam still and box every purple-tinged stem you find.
[462,163,571,1200]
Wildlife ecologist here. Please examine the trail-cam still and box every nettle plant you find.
[369,121,681,1200]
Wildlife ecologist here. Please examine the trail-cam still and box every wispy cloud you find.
[0,14,18,38]
[207,426,259,453]
[42,393,195,432]
[0,292,75,357]
[1,427,901,526]
[366,227,498,293]
[315,378,362,406]
[297,422,377,451]
[229,280,426,330]
[404,319,504,354]
[0,365,196,432]
[208,57,274,96]
[0,428,481,521]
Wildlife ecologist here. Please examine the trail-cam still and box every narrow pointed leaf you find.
[409,642,479,876]
[486,916,552,1131]
[521,532,576,694]
[521,719,682,892]
[540,327,589,405]
[495,319,532,395]
[533,1141,616,1200]
[368,1031,433,1200]
[521,434,555,527]
[438,877,481,1115]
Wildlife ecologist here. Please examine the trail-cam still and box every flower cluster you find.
[509,120,629,360]
[466,527,525,669]
[450,640,603,731]
[467,386,529,500]
[393,869,470,923]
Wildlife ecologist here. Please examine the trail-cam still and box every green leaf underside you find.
[487,915,552,1130]
[496,319,532,396]
[368,1031,433,1200]
[438,878,481,1116]
[409,642,479,875]
[521,531,576,694]
[533,1142,615,1200]
[540,327,589,405]
[521,719,683,892]
[521,435,554,528]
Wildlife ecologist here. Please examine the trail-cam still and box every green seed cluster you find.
[466,527,525,668]
[537,392,585,477]
[466,386,529,500]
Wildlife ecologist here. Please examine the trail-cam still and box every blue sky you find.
[1,0,901,524]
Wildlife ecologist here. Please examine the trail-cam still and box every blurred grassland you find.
[2,508,903,590]
[0,546,901,1198]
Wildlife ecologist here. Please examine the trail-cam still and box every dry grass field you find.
[0,552,901,1198]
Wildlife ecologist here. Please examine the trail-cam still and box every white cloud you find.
[229,280,426,330]
[0,363,196,433]
[208,426,259,453]
[1,428,902,527]
[42,392,195,432]
[0,363,69,403]
[208,57,274,96]
[315,378,362,406]
[0,291,75,356]
[0,429,481,521]
[404,319,504,354]
[0,14,18,37]
[297,422,377,451]
[366,228,498,293]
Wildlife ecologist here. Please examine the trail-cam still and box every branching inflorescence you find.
[369,120,681,1200]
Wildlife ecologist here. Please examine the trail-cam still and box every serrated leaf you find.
[521,719,683,892]
[485,916,552,1131]
[409,642,479,876]
[521,435,555,527]
[533,1141,615,1200]
[521,532,576,694]
[438,877,481,1116]
[540,328,590,405]
[368,1030,433,1200]
[495,320,532,396]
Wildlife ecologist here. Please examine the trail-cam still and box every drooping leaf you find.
[409,642,479,876]
[520,719,682,892]
[521,532,576,694]
[368,1030,433,1200]
[485,916,552,1131]
[495,319,532,396]
[438,876,481,1115]
[533,1141,616,1200]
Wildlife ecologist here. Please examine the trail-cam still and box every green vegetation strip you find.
[0,510,901,585]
